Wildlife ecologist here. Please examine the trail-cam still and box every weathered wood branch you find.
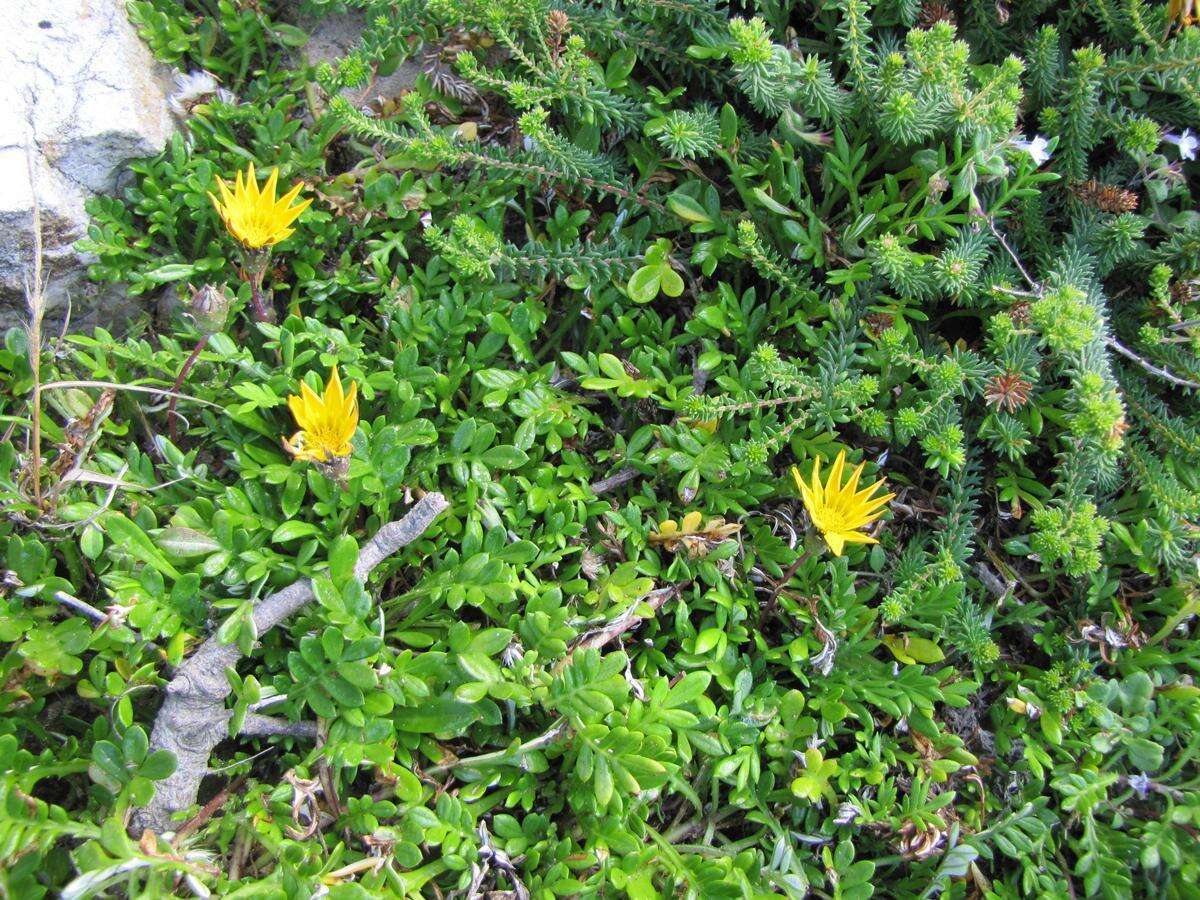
[239,714,319,740]
[133,492,448,835]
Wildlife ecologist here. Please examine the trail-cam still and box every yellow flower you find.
[792,449,894,556]
[650,511,742,557]
[208,162,311,249]
[284,367,359,463]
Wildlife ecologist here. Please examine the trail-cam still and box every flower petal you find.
[837,530,878,546]
[287,394,313,432]
[843,460,865,499]
[809,456,824,508]
[262,167,280,204]
[245,161,258,202]
[824,531,846,556]
[827,450,847,497]
[324,367,344,410]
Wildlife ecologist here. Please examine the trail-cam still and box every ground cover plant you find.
[3,0,1200,895]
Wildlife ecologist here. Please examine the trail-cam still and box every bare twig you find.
[171,775,248,844]
[426,719,569,777]
[427,583,683,779]
[760,547,813,626]
[566,583,680,659]
[973,562,1016,604]
[228,826,251,882]
[132,493,448,835]
[40,381,222,409]
[239,714,319,741]
[53,590,109,623]
[986,218,1041,294]
[987,217,1200,392]
[1106,337,1200,390]
[589,466,639,495]
[24,145,45,513]
[691,355,709,395]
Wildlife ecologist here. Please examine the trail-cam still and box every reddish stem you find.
[245,249,275,324]
[167,334,209,442]
[249,270,275,324]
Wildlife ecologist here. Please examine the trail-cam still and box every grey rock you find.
[0,1,176,330]
[300,9,422,105]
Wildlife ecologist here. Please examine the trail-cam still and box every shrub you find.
[3,0,1200,896]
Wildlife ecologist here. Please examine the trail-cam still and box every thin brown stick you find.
[170,775,248,844]
[987,217,1041,294]
[228,826,251,882]
[566,583,681,660]
[167,335,210,442]
[760,548,813,626]
[53,590,109,624]
[40,381,222,408]
[426,719,569,777]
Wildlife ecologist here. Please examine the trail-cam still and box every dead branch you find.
[589,466,639,495]
[239,714,319,741]
[132,492,448,835]
[568,583,680,658]
[1107,336,1200,390]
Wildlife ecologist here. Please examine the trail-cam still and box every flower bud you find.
[187,284,232,334]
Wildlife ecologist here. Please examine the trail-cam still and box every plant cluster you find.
[2,0,1200,896]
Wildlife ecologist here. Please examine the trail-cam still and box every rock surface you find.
[0,1,176,329]
[301,9,423,105]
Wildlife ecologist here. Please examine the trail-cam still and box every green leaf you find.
[329,534,359,584]
[480,445,529,470]
[101,513,181,579]
[322,673,365,708]
[393,697,480,734]
[273,521,320,542]
[751,187,798,217]
[627,266,661,303]
[145,262,197,284]
[694,628,722,654]
[667,193,711,224]
[138,750,178,781]
[660,268,684,297]
[593,755,613,807]
[667,672,712,706]
[156,527,221,557]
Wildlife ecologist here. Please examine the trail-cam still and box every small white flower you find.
[169,69,235,117]
[501,640,525,668]
[1163,128,1198,161]
[1010,134,1052,166]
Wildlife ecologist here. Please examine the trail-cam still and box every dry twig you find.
[132,493,448,834]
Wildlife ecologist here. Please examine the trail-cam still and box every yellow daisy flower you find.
[792,449,895,556]
[208,162,312,249]
[284,367,359,463]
